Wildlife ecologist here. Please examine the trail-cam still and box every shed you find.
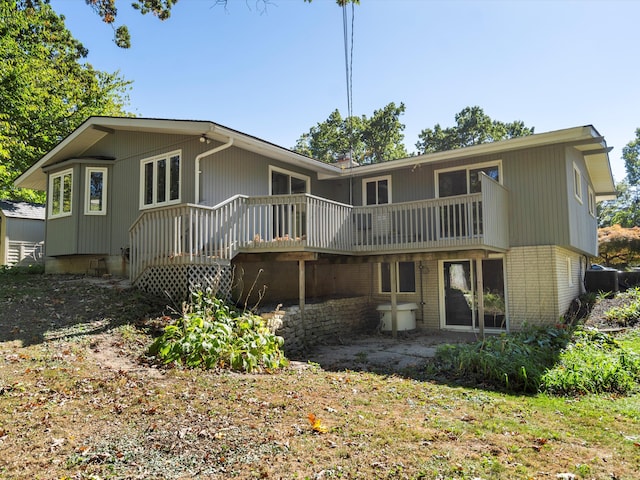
[0,199,45,266]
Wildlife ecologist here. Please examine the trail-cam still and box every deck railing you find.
[129,175,508,282]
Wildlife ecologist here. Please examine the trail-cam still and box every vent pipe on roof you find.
[194,136,234,204]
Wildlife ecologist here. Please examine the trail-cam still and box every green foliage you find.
[541,328,640,395]
[604,287,640,326]
[415,106,534,154]
[293,102,408,164]
[434,325,640,396]
[434,326,570,393]
[1,0,132,201]
[148,290,288,372]
[0,264,44,275]
[599,128,640,228]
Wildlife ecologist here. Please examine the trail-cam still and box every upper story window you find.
[436,162,501,198]
[140,151,181,209]
[85,167,107,215]
[588,186,596,217]
[363,175,391,205]
[573,163,583,203]
[270,166,310,195]
[49,168,73,219]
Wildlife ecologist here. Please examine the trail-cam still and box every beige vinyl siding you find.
[505,145,570,247]
[199,147,345,206]
[565,147,599,256]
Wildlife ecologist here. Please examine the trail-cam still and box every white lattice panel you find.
[135,263,232,301]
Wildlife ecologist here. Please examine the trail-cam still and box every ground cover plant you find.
[0,274,639,479]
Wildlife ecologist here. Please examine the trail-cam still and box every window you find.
[140,151,181,208]
[567,257,574,286]
[588,186,596,217]
[269,166,310,195]
[436,162,501,198]
[49,168,73,218]
[85,167,107,215]
[573,163,582,203]
[363,175,391,205]
[380,261,416,293]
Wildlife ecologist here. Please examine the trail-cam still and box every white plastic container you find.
[376,302,418,331]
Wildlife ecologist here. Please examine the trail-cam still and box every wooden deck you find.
[129,175,509,283]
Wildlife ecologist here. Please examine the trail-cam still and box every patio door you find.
[442,260,475,328]
[270,167,309,239]
[440,258,506,330]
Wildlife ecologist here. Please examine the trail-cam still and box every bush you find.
[433,326,570,393]
[604,287,640,326]
[148,289,288,372]
[541,328,640,395]
[0,264,44,275]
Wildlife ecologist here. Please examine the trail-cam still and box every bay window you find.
[49,169,73,218]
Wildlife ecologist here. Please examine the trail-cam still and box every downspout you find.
[194,136,234,204]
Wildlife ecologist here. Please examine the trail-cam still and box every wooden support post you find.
[299,259,306,345]
[390,261,398,339]
[476,258,485,338]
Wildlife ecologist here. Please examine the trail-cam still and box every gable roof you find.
[14,116,341,191]
[331,125,616,201]
[0,199,45,220]
[14,117,616,200]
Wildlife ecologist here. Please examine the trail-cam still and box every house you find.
[0,199,45,267]
[14,116,616,340]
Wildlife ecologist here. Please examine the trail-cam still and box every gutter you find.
[194,135,234,204]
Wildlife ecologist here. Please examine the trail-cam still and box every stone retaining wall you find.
[265,297,378,355]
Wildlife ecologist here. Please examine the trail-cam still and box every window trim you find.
[268,165,311,195]
[48,168,73,219]
[84,167,108,216]
[362,175,392,205]
[434,160,502,198]
[139,150,182,210]
[573,163,583,203]
[379,261,416,294]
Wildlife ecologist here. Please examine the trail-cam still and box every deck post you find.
[299,259,306,346]
[390,261,398,338]
[476,258,485,337]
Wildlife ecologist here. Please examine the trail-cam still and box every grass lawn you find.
[0,274,639,479]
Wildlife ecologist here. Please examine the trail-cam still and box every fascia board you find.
[331,126,599,178]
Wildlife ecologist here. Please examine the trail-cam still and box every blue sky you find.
[49,0,639,181]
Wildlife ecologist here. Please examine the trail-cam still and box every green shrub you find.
[433,326,570,393]
[604,287,640,326]
[0,264,44,275]
[541,328,640,395]
[148,290,288,372]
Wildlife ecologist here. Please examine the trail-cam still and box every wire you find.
[342,1,355,203]
[342,2,354,138]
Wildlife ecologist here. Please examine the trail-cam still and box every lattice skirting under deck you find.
[135,263,233,301]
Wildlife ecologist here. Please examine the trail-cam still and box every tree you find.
[623,128,640,185]
[597,128,640,228]
[85,0,360,48]
[293,102,408,164]
[597,225,640,268]
[415,106,534,154]
[1,0,132,202]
